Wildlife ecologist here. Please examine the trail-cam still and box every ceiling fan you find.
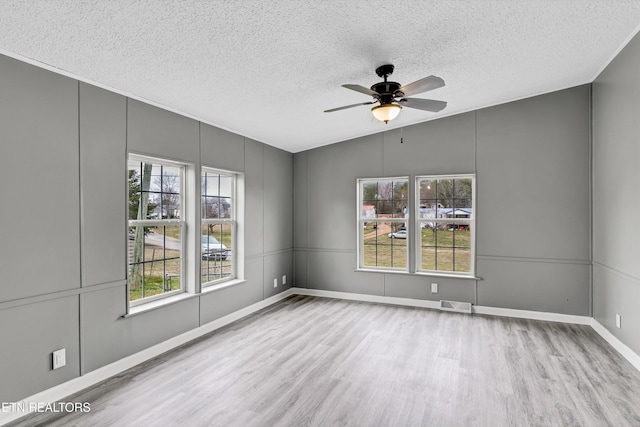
[324,64,447,124]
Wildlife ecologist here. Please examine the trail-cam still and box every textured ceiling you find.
[1,1,639,153]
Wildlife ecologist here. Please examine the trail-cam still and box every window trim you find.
[415,174,476,277]
[356,176,410,272]
[201,166,238,287]
[127,154,187,307]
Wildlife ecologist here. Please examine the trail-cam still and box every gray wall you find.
[294,86,591,316]
[0,54,293,403]
[592,31,640,355]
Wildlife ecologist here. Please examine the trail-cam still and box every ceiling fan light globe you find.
[371,104,402,124]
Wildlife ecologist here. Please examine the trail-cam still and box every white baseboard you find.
[0,289,294,426]
[291,287,591,324]
[291,287,441,310]
[590,319,640,372]
[472,305,591,325]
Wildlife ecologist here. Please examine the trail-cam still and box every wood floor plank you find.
[10,296,640,427]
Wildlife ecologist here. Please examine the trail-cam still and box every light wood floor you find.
[12,295,640,426]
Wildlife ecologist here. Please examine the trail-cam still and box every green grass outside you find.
[129,273,181,301]
[363,228,471,272]
[129,247,181,301]
[362,228,407,269]
[420,227,471,246]
[420,228,471,271]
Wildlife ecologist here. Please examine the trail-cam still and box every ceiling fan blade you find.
[342,84,380,97]
[399,98,447,112]
[324,101,375,113]
[398,76,445,97]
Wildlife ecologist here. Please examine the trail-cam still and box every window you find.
[128,156,185,304]
[356,174,475,276]
[416,175,475,274]
[201,168,236,285]
[357,177,409,270]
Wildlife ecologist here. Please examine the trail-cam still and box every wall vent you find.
[439,300,472,314]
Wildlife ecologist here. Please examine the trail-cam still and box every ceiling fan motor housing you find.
[371,81,403,104]
[372,64,403,103]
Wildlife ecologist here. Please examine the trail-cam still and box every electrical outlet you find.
[431,283,438,294]
[273,278,278,288]
[616,314,621,329]
[52,348,66,370]
[282,275,287,285]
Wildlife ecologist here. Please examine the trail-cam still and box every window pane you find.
[419,178,473,217]
[128,161,182,221]
[421,246,437,271]
[362,221,407,269]
[202,171,233,220]
[420,222,437,270]
[419,221,472,273]
[453,224,472,272]
[436,247,454,271]
[219,175,233,219]
[454,247,471,273]
[453,179,473,210]
[202,195,220,219]
[128,162,155,220]
[360,179,409,219]
[201,224,233,284]
[128,255,144,301]
[418,203,437,228]
[419,179,436,198]
[436,179,454,209]
[157,166,181,219]
[128,225,181,301]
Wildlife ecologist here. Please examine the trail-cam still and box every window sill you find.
[413,271,481,280]
[356,268,412,275]
[202,278,247,294]
[124,292,199,318]
[355,268,480,280]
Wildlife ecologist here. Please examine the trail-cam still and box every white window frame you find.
[201,167,237,286]
[127,154,187,306]
[357,176,410,271]
[415,174,476,276]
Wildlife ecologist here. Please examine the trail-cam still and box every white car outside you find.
[201,235,229,260]
[388,230,407,239]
